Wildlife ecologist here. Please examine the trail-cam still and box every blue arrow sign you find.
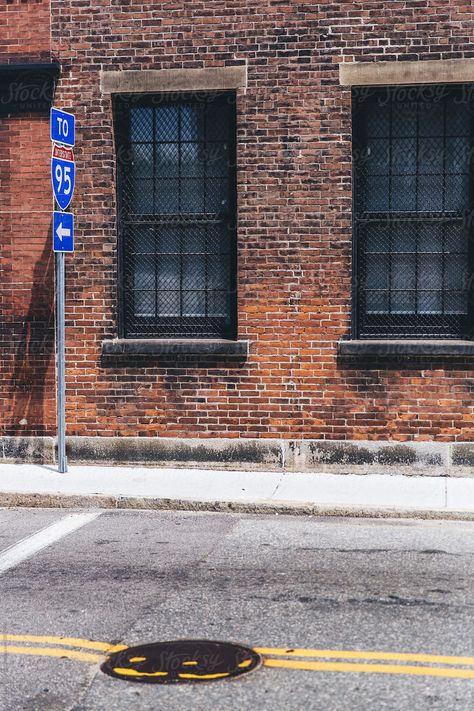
[53,211,74,252]
[52,145,75,210]
[51,107,75,147]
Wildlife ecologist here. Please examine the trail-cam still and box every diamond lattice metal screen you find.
[353,85,474,338]
[114,93,237,338]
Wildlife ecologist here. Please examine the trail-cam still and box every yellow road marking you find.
[112,668,167,678]
[1,635,474,681]
[0,645,103,664]
[178,672,230,680]
[129,656,147,663]
[255,647,474,667]
[2,646,473,679]
[0,634,126,653]
[263,658,474,679]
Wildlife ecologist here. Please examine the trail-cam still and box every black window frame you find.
[113,92,238,340]
[352,84,474,340]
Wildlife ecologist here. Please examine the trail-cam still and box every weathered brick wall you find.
[0,0,55,436]
[16,0,471,442]
[0,0,51,64]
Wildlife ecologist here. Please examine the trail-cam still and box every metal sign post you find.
[56,250,67,473]
[51,108,75,474]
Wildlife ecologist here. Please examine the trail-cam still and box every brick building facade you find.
[3,0,474,472]
[1,0,57,448]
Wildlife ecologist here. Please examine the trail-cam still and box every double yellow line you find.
[0,634,125,664]
[1,635,474,680]
[257,646,474,679]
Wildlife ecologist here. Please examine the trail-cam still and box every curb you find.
[1,492,473,521]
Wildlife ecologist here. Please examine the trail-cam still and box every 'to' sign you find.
[52,145,75,210]
[51,107,75,147]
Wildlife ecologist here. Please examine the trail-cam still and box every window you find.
[353,85,474,339]
[114,93,237,338]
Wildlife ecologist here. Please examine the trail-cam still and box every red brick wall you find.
[0,0,51,64]
[0,0,55,436]
[7,0,474,442]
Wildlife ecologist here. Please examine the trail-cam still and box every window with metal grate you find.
[353,84,474,339]
[113,93,237,338]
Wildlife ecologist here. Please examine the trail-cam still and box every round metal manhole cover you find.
[101,640,262,684]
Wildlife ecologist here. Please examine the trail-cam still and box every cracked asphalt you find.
[0,508,473,710]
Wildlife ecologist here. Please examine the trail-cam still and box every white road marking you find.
[0,512,101,575]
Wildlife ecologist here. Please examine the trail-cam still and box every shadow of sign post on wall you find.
[51,107,75,474]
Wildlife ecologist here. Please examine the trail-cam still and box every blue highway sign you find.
[51,107,75,147]
[53,211,74,252]
[52,144,75,210]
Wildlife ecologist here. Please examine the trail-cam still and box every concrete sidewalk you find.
[0,463,473,519]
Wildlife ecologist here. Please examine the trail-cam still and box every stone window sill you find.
[102,338,249,357]
[338,339,474,357]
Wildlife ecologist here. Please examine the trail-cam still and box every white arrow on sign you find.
[56,221,71,242]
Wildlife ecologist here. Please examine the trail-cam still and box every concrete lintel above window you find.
[100,65,247,94]
[102,339,249,357]
[338,340,474,358]
[339,58,474,86]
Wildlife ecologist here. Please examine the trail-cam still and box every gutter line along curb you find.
[0,492,473,521]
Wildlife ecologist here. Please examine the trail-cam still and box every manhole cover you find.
[101,640,262,684]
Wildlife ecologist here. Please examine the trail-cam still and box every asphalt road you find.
[0,508,473,710]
